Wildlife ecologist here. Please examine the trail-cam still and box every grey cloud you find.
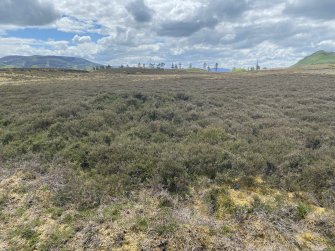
[250,0,284,8]
[157,18,218,37]
[157,0,249,37]
[284,0,335,20]
[0,0,60,26]
[126,0,153,23]
[231,21,307,48]
[184,18,318,55]
[206,0,249,20]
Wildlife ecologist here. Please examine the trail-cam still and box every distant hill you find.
[0,55,101,70]
[208,68,231,73]
[185,68,231,73]
[293,50,335,67]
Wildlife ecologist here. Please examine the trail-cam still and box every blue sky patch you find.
[6,28,102,43]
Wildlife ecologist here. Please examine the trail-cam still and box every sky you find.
[0,0,335,68]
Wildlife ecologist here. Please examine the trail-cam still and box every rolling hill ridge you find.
[0,55,101,70]
[293,50,335,67]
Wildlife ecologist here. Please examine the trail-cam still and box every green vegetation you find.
[296,202,311,220]
[39,226,75,251]
[293,50,335,67]
[0,69,335,250]
[232,67,247,72]
[131,217,149,232]
[1,71,334,207]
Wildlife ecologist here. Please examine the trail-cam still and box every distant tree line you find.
[232,60,266,72]
[92,62,232,72]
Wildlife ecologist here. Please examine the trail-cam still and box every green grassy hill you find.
[0,55,101,70]
[293,50,335,67]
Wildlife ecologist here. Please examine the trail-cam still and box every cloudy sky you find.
[0,0,334,68]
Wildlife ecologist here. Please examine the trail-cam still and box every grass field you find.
[0,68,335,250]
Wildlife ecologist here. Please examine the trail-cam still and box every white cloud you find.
[72,35,92,44]
[1,0,335,68]
[55,17,100,34]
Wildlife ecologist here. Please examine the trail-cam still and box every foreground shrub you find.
[50,168,105,210]
[208,188,235,217]
[158,159,189,194]
[296,203,311,220]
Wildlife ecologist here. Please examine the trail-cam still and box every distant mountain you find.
[293,50,335,67]
[0,55,101,70]
[208,68,231,73]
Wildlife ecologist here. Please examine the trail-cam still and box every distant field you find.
[0,69,334,250]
